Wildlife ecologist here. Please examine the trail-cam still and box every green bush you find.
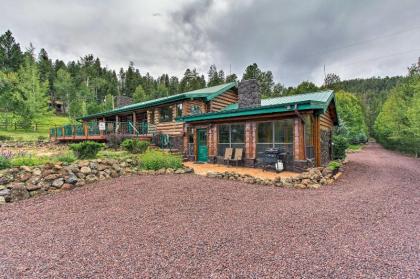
[0,156,11,169]
[56,152,77,164]
[121,139,149,154]
[10,155,50,167]
[69,141,103,159]
[328,160,342,171]
[333,135,349,160]
[0,135,13,141]
[139,150,182,170]
[37,135,47,142]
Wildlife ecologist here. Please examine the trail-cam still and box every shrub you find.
[0,156,11,169]
[0,135,13,141]
[328,160,342,171]
[37,135,47,142]
[10,155,50,167]
[69,141,103,159]
[333,135,349,160]
[56,152,77,164]
[121,139,149,154]
[105,134,125,149]
[139,150,182,170]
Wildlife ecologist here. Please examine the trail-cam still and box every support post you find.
[132,112,136,135]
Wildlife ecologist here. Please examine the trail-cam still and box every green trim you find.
[178,91,337,123]
[77,82,237,120]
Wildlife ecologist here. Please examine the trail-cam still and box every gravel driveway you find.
[1,143,419,278]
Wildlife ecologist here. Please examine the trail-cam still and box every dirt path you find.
[0,143,419,278]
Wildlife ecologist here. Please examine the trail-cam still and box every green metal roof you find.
[77,82,237,120]
[179,90,336,123]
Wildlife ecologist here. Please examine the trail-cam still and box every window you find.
[190,104,202,115]
[176,103,183,117]
[159,106,173,122]
[187,127,194,156]
[304,115,314,159]
[256,119,294,159]
[217,124,245,156]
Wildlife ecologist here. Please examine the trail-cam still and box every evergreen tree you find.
[133,85,146,102]
[225,73,238,83]
[324,73,341,86]
[15,55,50,125]
[0,30,23,72]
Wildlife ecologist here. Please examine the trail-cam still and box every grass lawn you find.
[0,115,71,141]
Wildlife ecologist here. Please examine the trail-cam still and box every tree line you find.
[0,30,418,155]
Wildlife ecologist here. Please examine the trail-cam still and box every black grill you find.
[262,148,287,171]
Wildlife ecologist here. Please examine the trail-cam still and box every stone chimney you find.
[116,95,133,108]
[238,79,261,109]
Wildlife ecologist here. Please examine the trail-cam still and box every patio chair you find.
[223,148,233,165]
[230,148,244,166]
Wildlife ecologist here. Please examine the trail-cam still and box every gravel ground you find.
[1,143,419,278]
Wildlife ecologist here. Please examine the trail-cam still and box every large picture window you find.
[256,119,294,159]
[217,123,245,156]
[176,103,183,117]
[159,106,173,122]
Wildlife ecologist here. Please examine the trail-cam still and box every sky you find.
[1,0,420,86]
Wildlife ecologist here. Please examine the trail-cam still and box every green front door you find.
[197,128,208,162]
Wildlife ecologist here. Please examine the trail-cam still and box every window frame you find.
[256,119,294,158]
[159,106,173,123]
[217,123,245,156]
[176,103,183,117]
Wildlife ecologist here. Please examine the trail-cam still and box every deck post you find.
[293,118,305,161]
[115,115,119,134]
[132,112,136,135]
[83,121,88,139]
[100,117,105,136]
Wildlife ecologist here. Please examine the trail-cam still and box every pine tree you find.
[0,30,24,72]
[16,55,50,125]
[133,85,146,102]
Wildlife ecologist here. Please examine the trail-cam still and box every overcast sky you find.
[1,0,420,86]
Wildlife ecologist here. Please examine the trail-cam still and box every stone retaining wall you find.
[0,159,193,204]
[206,166,341,189]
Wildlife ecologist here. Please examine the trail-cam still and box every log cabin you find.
[50,79,338,171]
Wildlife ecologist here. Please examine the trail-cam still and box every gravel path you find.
[1,143,419,278]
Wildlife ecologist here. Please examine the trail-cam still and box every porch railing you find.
[50,121,155,140]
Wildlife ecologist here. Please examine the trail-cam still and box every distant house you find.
[51,80,338,171]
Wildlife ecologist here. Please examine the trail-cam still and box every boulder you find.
[97,164,107,171]
[75,179,86,187]
[156,168,166,175]
[18,172,32,182]
[19,166,31,172]
[61,183,74,191]
[32,168,42,176]
[110,171,119,178]
[308,183,321,189]
[206,171,218,178]
[0,188,11,197]
[0,175,13,185]
[184,168,194,173]
[52,178,64,188]
[89,162,97,169]
[65,173,78,185]
[11,186,30,201]
[85,174,98,183]
[80,166,92,174]
[29,189,46,197]
[26,183,42,191]
[112,164,121,172]
[175,169,185,174]
[44,173,61,181]
[166,168,174,174]
[0,196,6,204]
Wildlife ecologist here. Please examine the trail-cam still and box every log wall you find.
[209,90,238,112]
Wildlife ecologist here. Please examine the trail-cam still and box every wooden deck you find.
[52,134,153,142]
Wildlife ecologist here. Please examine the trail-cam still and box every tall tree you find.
[15,55,50,125]
[225,73,238,83]
[133,85,146,102]
[0,30,23,72]
[324,73,341,86]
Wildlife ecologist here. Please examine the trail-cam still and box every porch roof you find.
[178,90,337,123]
[77,82,237,120]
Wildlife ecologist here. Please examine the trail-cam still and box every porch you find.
[50,121,155,142]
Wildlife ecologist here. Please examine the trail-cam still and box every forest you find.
[0,30,418,155]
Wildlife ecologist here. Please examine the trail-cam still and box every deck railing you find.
[50,121,154,140]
